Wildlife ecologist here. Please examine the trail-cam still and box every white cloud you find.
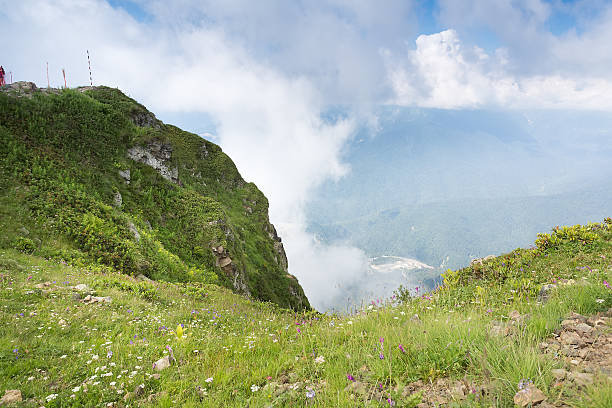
[386,29,612,110]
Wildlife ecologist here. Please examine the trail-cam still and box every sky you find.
[3,0,612,309]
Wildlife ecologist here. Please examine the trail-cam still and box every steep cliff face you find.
[0,82,310,310]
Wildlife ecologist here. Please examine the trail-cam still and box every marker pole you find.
[87,50,93,86]
[62,68,67,88]
[46,62,50,88]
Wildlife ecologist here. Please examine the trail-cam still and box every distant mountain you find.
[307,106,612,270]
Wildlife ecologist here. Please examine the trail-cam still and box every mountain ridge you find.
[0,81,310,310]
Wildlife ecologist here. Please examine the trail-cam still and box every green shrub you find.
[536,223,600,250]
[13,237,36,254]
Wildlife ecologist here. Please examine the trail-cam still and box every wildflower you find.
[604,280,611,289]
[518,378,533,390]
[379,353,384,360]
[596,299,605,304]
[314,355,325,364]
[107,350,113,359]
[205,377,213,383]
[379,337,384,345]
[251,384,260,392]
[306,388,315,398]
[398,344,405,353]
[387,397,395,406]
[347,374,355,382]
[72,386,80,392]
[46,393,58,402]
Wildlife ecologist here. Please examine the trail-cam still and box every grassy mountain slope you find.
[0,82,309,310]
[0,218,611,406]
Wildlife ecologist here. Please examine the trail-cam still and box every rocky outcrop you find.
[266,223,289,272]
[127,140,179,184]
[540,309,612,382]
[211,245,251,296]
[130,110,161,129]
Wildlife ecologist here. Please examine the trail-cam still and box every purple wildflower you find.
[398,344,405,353]
[379,353,384,360]
[347,374,355,382]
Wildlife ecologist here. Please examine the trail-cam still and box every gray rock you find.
[489,324,510,337]
[130,110,160,128]
[560,331,581,345]
[570,372,594,387]
[127,142,179,184]
[118,169,131,184]
[551,368,569,380]
[0,389,22,405]
[569,312,588,322]
[113,191,122,207]
[574,323,593,334]
[538,284,557,301]
[218,257,232,268]
[153,356,171,371]
[513,384,547,407]
[561,319,575,329]
[74,284,92,292]
[128,222,140,242]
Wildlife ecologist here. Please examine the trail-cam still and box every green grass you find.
[1,219,611,406]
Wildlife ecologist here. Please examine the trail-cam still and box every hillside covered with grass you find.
[1,213,611,406]
[1,82,611,407]
[0,82,309,310]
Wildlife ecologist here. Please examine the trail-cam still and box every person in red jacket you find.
[0,66,5,86]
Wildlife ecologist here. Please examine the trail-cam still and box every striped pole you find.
[87,50,93,86]
[62,68,67,88]
[46,62,50,88]
[9,72,12,84]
